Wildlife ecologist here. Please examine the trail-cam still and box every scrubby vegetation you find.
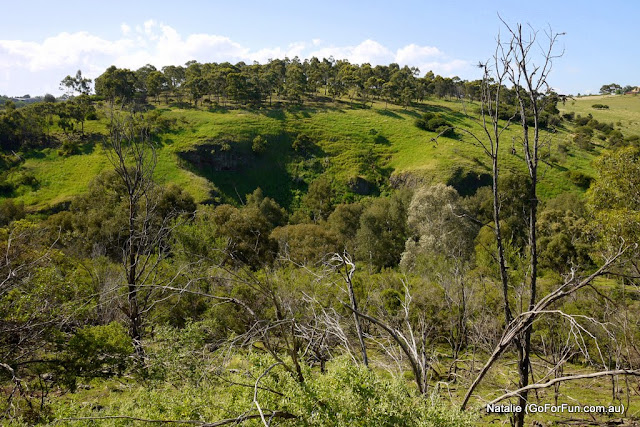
[2,24,640,427]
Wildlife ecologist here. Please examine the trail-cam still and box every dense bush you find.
[251,135,268,154]
[566,170,593,188]
[415,112,455,137]
[63,322,134,390]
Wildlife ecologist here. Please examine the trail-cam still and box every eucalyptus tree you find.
[94,66,137,106]
[60,70,92,96]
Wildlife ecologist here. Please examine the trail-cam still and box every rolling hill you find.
[4,93,640,213]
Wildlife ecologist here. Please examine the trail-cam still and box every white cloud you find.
[0,32,133,72]
[311,39,394,65]
[396,44,441,64]
[0,21,470,95]
[413,59,470,77]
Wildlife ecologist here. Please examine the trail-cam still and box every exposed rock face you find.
[446,167,492,196]
[178,140,250,172]
[389,172,424,189]
[347,176,376,195]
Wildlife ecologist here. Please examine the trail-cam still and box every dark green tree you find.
[94,66,137,105]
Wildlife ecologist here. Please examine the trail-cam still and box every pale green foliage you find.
[143,319,222,383]
[172,206,226,264]
[271,223,339,264]
[587,147,640,251]
[274,357,474,426]
[401,184,474,271]
[356,191,409,269]
[327,202,364,254]
[537,207,592,272]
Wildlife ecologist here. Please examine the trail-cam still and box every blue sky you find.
[1,0,637,96]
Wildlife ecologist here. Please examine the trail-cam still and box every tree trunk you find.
[347,276,368,367]
[127,197,143,357]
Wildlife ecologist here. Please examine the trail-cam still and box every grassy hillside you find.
[560,93,640,136]
[6,94,637,212]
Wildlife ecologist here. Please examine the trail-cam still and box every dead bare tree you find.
[347,280,437,395]
[326,252,369,367]
[105,112,155,355]
[105,112,192,356]
[461,246,629,414]
[451,20,635,427]
[503,22,564,426]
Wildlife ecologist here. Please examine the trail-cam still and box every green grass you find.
[17,145,110,209]
[39,347,639,427]
[6,95,638,212]
[560,94,640,136]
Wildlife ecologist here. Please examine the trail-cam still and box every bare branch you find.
[487,369,640,406]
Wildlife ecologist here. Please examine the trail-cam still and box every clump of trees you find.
[87,57,562,111]
[598,82,638,95]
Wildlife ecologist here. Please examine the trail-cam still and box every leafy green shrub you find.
[573,127,593,150]
[591,103,609,109]
[546,114,561,127]
[556,143,568,157]
[252,135,268,154]
[566,170,593,189]
[51,354,473,426]
[263,356,473,426]
[575,115,591,126]
[144,109,179,134]
[271,223,339,264]
[619,134,640,148]
[415,112,455,136]
[143,320,223,383]
[58,140,80,156]
[292,133,313,153]
[0,199,25,226]
[589,119,613,134]
[608,129,624,146]
[0,180,14,196]
[63,322,134,389]
[380,288,403,315]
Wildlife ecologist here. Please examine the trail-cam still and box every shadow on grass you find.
[447,167,492,196]
[21,150,46,160]
[206,105,230,114]
[376,109,404,119]
[412,102,455,114]
[372,134,391,146]
[176,132,307,209]
[169,101,196,109]
[79,142,95,155]
[264,109,286,121]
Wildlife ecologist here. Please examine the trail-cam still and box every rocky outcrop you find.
[178,140,250,172]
